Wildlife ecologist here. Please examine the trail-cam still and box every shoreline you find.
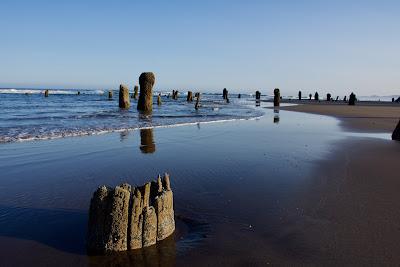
[279,101,400,133]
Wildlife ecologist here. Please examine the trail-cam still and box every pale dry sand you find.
[281,102,400,133]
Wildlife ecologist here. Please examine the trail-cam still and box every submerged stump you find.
[87,173,175,254]
[137,72,155,112]
[108,91,113,99]
[119,84,130,109]
[44,90,49,97]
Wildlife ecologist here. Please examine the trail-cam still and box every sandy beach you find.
[0,103,398,266]
[280,101,400,133]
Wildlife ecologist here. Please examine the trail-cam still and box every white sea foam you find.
[1,115,263,144]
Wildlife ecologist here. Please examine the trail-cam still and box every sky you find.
[0,0,399,96]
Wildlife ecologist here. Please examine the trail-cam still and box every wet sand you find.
[0,105,399,266]
[280,101,400,133]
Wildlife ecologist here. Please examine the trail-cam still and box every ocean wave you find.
[0,115,263,144]
[0,89,105,95]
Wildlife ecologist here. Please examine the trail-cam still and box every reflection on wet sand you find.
[88,235,176,267]
[119,131,129,142]
[274,108,280,124]
[140,128,156,153]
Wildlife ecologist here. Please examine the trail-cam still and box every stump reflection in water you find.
[140,128,156,154]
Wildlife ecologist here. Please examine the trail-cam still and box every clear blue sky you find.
[1,0,399,95]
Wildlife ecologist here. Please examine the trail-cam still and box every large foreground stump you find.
[87,173,175,254]
[392,120,400,141]
[273,88,280,107]
[119,84,130,109]
[137,72,155,112]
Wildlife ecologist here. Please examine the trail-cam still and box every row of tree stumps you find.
[113,72,202,112]
[87,173,175,254]
[297,91,357,105]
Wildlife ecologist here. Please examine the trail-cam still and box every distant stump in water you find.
[222,88,228,101]
[108,91,113,99]
[44,89,49,97]
[273,88,280,107]
[255,91,261,100]
[392,120,400,141]
[137,72,155,112]
[87,173,175,254]
[157,94,162,106]
[187,91,193,102]
[119,84,130,109]
[132,85,139,99]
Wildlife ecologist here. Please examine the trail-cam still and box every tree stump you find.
[273,88,280,107]
[119,84,130,109]
[137,72,155,112]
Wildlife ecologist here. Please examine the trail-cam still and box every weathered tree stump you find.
[119,84,130,109]
[108,91,113,99]
[44,90,49,97]
[349,92,356,105]
[137,72,155,112]
[309,93,312,100]
[238,94,241,98]
[255,91,261,100]
[344,95,347,102]
[187,91,193,102]
[87,173,175,254]
[298,91,302,100]
[273,88,280,107]
[314,92,319,101]
[392,120,400,141]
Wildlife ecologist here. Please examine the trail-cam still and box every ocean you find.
[0,88,263,143]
